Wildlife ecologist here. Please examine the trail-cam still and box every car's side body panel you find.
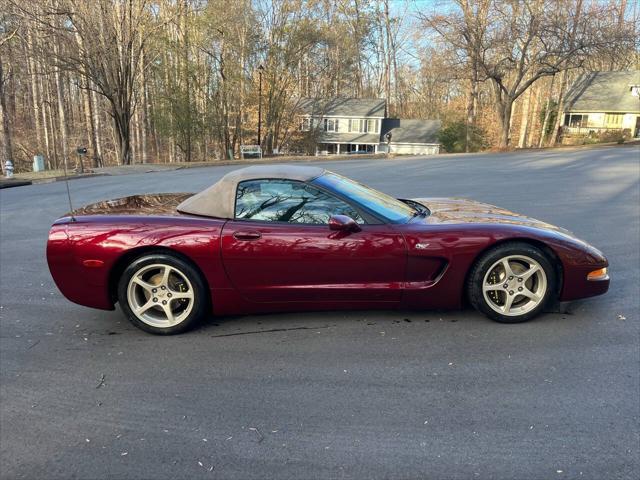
[47,207,609,316]
[220,221,407,303]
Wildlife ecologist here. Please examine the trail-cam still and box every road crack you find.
[210,325,331,338]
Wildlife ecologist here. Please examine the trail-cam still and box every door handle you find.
[233,231,262,241]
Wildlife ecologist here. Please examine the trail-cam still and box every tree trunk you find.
[112,104,131,165]
[548,69,568,146]
[41,82,52,168]
[0,59,14,175]
[518,87,533,148]
[162,50,175,163]
[52,41,72,172]
[466,72,478,152]
[527,86,541,147]
[538,75,555,148]
[27,30,44,159]
[131,108,139,164]
[383,0,392,115]
[81,84,99,168]
[139,49,149,164]
[497,99,513,148]
[89,86,103,167]
[45,78,59,169]
[182,0,192,162]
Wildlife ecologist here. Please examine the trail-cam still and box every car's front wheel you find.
[117,253,208,334]
[468,243,556,323]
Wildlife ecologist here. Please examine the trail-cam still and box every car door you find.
[220,179,407,304]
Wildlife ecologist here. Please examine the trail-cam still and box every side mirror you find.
[329,215,360,232]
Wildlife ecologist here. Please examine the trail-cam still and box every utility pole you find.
[257,65,264,147]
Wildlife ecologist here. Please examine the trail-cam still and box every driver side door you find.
[220,179,407,304]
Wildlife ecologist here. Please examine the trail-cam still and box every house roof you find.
[177,165,325,219]
[564,71,640,113]
[299,97,386,118]
[380,119,442,145]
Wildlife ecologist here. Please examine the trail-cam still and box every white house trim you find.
[387,142,440,146]
[302,114,386,119]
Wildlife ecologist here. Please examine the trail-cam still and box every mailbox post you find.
[76,147,87,174]
[4,160,14,178]
[385,132,392,158]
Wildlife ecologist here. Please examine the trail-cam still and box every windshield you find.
[313,173,417,223]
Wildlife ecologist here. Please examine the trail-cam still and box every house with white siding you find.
[298,98,441,155]
[562,71,640,138]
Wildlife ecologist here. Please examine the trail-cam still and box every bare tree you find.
[21,0,164,165]
[0,16,18,175]
[421,0,633,148]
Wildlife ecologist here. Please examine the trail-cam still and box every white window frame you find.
[324,118,338,132]
[346,118,379,134]
[300,117,312,132]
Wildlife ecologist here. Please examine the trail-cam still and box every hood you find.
[412,197,573,234]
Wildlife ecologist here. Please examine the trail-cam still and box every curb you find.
[2,172,110,188]
[514,139,640,153]
[0,179,33,189]
[31,173,109,185]
[30,173,110,184]
[101,153,390,174]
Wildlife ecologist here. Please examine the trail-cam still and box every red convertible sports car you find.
[47,165,609,334]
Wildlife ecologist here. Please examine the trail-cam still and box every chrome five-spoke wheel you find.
[468,242,556,323]
[127,264,195,328]
[118,253,207,334]
[482,255,547,317]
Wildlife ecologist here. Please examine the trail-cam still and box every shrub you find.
[438,121,488,153]
[597,129,628,144]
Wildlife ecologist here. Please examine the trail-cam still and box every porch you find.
[316,143,378,155]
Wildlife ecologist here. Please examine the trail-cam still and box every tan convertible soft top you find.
[177,164,326,218]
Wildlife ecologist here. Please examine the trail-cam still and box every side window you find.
[235,179,364,224]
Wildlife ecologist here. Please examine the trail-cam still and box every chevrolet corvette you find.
[47,165,609,334]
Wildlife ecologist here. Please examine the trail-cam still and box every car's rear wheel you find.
[117,253,207,334]
[468,243,556,323]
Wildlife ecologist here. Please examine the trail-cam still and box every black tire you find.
[467,242,556,324]
[117,253,208,335]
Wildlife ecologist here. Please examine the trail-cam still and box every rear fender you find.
[47,216,228,311]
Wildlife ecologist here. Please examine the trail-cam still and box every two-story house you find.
[298,98,387,154]
[298,97,442,155]
[562,71,640,138]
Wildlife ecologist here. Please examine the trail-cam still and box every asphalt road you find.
[1,146,639,480]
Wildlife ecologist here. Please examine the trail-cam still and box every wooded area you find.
[0,0,637,172]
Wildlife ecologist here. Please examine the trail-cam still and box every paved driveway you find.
[1,146,638,479]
